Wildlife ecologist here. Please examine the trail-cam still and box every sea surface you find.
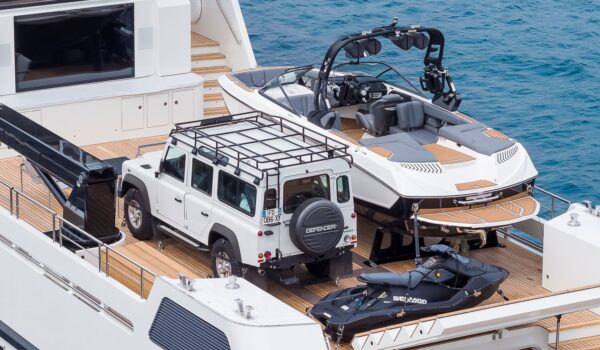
[239,0,600,205]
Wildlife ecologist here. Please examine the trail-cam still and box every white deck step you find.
[192,53,226,68]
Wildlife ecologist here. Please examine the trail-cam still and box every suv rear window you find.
[283,174,330,214]
[217,171,257,216]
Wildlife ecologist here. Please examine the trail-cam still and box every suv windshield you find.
[283,174,330,214]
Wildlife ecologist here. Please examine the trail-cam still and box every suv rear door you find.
[279,172,332,256]
[185,157,214,240]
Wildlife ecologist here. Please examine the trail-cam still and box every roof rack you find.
[170,112,353,185]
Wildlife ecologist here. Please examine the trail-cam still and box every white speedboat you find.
[219,20,539,244]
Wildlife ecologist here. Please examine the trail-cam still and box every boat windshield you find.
[331,61,422,95]
[261,65,314,92]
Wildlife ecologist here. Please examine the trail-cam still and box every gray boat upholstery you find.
[396,101,425,130]
[438,123,514,156]
[360,133,437,163]
[358,267,430,289]
[389,101,439,145]
[264,83,316,117]
[231,67,289,89]
[356,99,515,161]
[355,94,405,134]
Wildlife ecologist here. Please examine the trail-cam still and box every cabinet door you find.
[172,90,195,124]
[121,96,144,131]
[147,93,170,127]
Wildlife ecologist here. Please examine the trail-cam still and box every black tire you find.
[210,238,242,278]
[124,188,153,240]
[306,260,331,278]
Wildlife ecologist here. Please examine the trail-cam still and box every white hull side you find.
[0,207,327,350]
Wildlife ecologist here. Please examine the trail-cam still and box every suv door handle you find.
[174,197,182,203]
[201,212,209,217]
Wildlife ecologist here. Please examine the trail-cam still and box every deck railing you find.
[534,185,571,219]
[0,177,156,299]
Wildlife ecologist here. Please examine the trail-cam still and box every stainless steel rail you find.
[0,177,156,299]
[136,141,166,157]
[0,231,134,329]
[534,185,571,219]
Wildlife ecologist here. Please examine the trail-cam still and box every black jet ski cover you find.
[310,245,508,340]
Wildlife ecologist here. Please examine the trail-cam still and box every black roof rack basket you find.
[170,112,353,184]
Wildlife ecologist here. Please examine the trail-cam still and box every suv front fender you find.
[119,174,151,213]
[209,224,242,261]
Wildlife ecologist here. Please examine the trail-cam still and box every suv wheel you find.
[211,238,242,278]
[306,260,331,278]
[124,189,152,240]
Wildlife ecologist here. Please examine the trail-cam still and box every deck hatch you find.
[149,298,230,350]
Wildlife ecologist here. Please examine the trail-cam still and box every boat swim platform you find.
[0,135,598,348]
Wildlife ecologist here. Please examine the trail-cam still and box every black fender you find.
[208,223,241,261]
[120,174,151,214]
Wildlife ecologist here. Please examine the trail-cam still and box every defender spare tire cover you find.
[290,198,344,256]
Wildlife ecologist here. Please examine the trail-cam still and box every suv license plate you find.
[262,209,282,225]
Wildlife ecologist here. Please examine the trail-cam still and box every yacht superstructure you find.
[0,2,599,350]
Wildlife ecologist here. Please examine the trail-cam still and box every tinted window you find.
[163,146,186,182]
[14,4,134,92]
[336,175,351,203]
[217,172,256,216]
[0,1,81,10]
[283,174,330,214]
[191,159,213,195]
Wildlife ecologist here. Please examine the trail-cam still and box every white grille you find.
[497,145,519,164]
[399,162,443,173]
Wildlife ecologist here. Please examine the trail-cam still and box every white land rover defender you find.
[118,113,357,280]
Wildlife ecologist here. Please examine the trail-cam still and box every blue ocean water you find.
[239,0,600,204]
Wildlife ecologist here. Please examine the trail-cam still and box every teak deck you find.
[1,135,598,348]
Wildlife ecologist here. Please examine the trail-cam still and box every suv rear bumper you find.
[260,246,354,271]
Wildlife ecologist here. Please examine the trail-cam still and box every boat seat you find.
[355,94,405,134]
[358,267,430,289]
[389,101,439,145]
[396,101,425,131]
[232,67,288,88]
[360,133,437,163]
[438,123,514,155]
[264,84,316,117]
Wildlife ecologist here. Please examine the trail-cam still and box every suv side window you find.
[336,175,351,203]
[191,158,213,195]
[163,146,186,182]
[217,171,257,216]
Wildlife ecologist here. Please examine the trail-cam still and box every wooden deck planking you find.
[0,135,599,347]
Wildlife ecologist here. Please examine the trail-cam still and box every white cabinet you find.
[172,89,195,124]
[121,96,144,131]
[147,93,170,127]
[120,89,196,132]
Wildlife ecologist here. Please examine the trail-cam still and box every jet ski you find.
[310,245,508,340]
